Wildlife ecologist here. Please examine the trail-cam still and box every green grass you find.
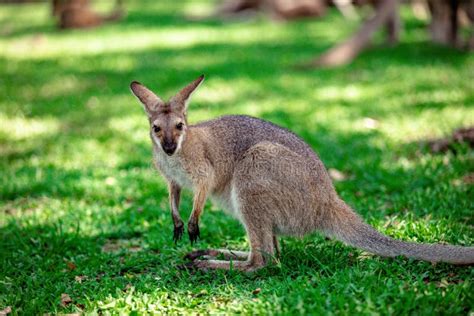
[1,1,473,314]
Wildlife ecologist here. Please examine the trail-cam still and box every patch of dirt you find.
[101,238,143,253]
[427,127,474,154]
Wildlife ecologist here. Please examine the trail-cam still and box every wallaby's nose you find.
[162,142,177,156]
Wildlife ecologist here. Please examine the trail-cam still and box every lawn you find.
[0,0,473,314]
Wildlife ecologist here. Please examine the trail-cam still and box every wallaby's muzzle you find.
[162,141,177,156]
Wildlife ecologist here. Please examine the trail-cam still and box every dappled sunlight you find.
[1,25,295,60]
[195,81,237,105]
[380,106,474,143]
[399,89,467,108]
[39,75,88,100]
[1,0,473,314]
[315,84,367,102]
[0,113,60,141]
[92,284,268,314]
[108,115,150,144]
[0,3,351,61]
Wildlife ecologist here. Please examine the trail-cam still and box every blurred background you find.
[0,0,473,314]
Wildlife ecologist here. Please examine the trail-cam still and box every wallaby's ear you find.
[130,81,164,116]
[170,74,205,112]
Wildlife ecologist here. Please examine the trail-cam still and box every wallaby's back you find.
[195,115,317,160]
[194,115,335,195]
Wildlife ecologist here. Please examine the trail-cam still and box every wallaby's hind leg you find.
[185,142,292,272]
[186,202,276,272]
[188,224,275,272]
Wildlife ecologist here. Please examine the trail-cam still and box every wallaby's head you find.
[130,75,204,156]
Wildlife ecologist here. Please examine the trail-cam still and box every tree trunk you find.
[52,0,61,16]
[53,0,123,29]
[270,0,326,20]
[301,0,398,68]
[385,5,400,45]
[428,0,458,46]
[215,0,326,20]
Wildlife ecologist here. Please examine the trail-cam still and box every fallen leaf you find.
[436,279,450,288]
[252,288,261,295]
[462,173,474,185]
[65,260,76,271]
[60,293,73,307]
[75,275,87,283]
[124,283,133,292]
[0,306,12,315]
[76,303,85,310]
[129,245,142,252]
[101,240,121,253]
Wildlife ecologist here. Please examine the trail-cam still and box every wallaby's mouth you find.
[162,142,177,156]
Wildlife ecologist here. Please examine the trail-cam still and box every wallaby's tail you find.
[325,201,474,265]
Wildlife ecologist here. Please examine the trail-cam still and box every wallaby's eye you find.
[176,122,184,130]
[153,125,161,133]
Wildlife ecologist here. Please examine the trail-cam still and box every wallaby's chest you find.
[154,153,193,188]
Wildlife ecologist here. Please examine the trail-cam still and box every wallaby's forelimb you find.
[188,184,209,244]
[169,182,184,243]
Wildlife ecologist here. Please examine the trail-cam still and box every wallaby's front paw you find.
[188,221,200,245]
[173,221,184,244]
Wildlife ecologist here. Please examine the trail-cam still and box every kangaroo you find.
[130,75,474,272]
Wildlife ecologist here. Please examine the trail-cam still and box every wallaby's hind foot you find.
[185,249,249,261]
[182,249,258,272]
[185,259,264,272]
[184,215,278,272]
[185,234,279,261]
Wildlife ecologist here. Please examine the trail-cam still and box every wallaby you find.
[130,75,474,272]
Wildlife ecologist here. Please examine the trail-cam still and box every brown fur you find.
[130,76,474,272]
[55,0,123,29]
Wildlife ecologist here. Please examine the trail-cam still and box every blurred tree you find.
[306,0,474,67]
[215,0,327,20]
[52,0,124,29]
[428,0,474,49]
[212,0,474,67]
[303,0,399,67]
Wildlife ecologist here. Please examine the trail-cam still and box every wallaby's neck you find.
[181,125,206,152]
